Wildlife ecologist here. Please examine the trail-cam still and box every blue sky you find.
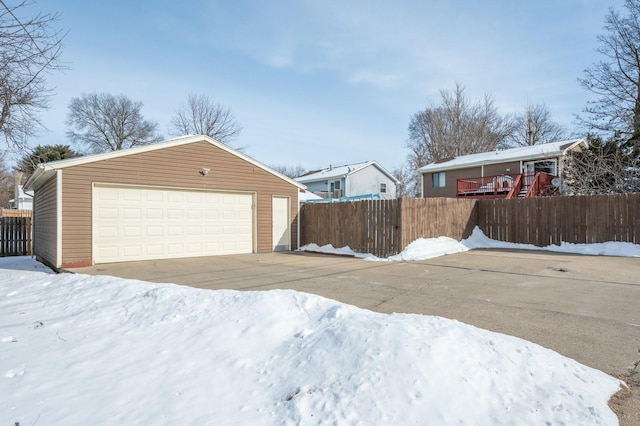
[25,0,623,171]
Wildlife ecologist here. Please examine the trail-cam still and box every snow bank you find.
[463,226,640,257]
[0,257,621,425]
[299,226,640,261]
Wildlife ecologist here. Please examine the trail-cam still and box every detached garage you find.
[25,135,305,269]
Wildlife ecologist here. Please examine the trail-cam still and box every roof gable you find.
[295,161,399,184]
[418,139,587,174]
[25,135,305,190]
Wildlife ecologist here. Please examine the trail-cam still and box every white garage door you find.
[93,185,253,264]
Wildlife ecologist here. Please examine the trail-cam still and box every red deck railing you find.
[456,172,555,199]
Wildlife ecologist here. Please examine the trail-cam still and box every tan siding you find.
[423,166,482,198]
[33,175,58,267]
[60,140,299,264]
[483,161,520,176]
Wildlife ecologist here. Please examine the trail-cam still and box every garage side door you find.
[93,186,253,264]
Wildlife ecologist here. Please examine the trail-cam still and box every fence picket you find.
[0,216,31,256]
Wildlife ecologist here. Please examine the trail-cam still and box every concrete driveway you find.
[70,249,640,425]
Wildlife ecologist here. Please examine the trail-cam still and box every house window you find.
[380,183,387,193]
[334,180,341,190]
[525,160,557,176]
[432,172,446,188]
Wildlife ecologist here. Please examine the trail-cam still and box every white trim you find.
[296,191,301,249]
[252,193,257,254]
[272,195,291,251]
[91,182,96,265]
[56,170,63,269]
[524,158,558,176]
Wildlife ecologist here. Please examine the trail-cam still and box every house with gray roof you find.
[295,161,399,200]
[418,139,588,199]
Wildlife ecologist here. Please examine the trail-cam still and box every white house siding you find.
[304,180,330,194]
[347,166,397,199]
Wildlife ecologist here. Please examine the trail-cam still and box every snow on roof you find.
[295,160,399,183]
[295,161,373,182]
[299,190,323,202]
[418,139,587,174]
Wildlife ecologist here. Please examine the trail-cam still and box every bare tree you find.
[66,93,162,152]
[0,155,13,207]
[562,135,640,194]
[0,0,65,149]
[391,164,420,198]
[170,93,242,145]
[507,104,566,147]
[578,0,640,150]
[407,83,514,165]
[270,164,306,178]
[404,83,514,193]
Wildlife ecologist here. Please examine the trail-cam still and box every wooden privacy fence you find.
[477,193,640,246]
[300,198,477,257]
[300,194,640,257]
[300,199,400,257]
[0,216,32,256]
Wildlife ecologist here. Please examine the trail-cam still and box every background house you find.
[418,139,587,199]
[295,161,399,200]
[24,135,306,269]
[9,185,33,210]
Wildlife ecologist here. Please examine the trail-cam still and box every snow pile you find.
[386,236,469,261]
[0,257,621,425]
[462,226,640,257]
[298,237,469,261]
[296,242,376,259]
[299,226,640,261]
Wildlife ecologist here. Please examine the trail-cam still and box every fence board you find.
[0,216,31,256]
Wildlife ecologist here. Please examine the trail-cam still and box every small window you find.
[334,180,341,190]
[380,183,387,193]
[432,172,446,188]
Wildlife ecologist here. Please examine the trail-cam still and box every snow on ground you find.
[0,257,622,425]
[463,226,640,257]
[298,226,640,261]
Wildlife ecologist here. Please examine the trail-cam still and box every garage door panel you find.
[187,210,202,220]
[145,245,163,256]
[146,226,163,237]
[98,188,119,200]
[97,226,119,238]
[146,209,163,219]
[94,186,254,263]
[187,225,202,235]
[167,192,184,203]
[97,207,118,219]
[123,246,142,257]
[123,190,142,201]
[167,209,183,220]
[123,208,142,219]
[123,226,142,237]
[146,191,163,202]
